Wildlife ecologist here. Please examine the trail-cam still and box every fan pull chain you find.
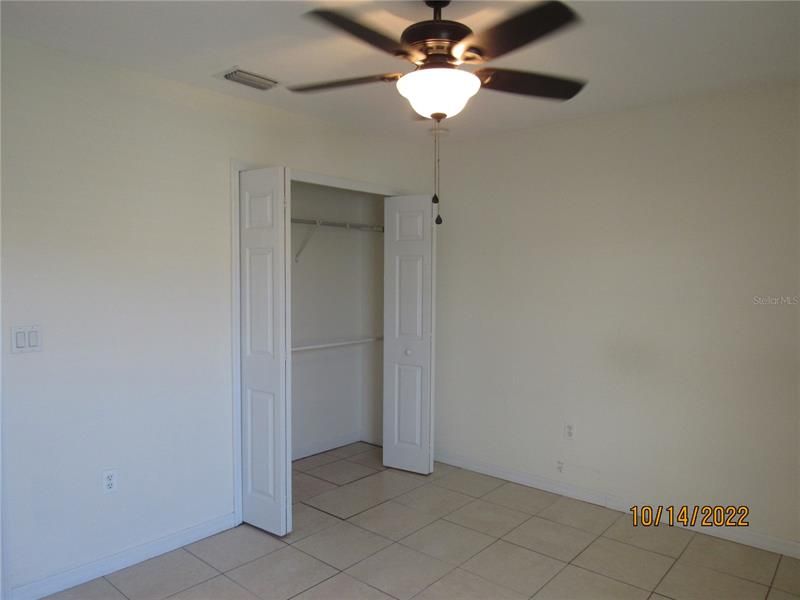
[433,120,443,225]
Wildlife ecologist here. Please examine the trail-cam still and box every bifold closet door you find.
[383,195,435,474]
[240,167,291,535]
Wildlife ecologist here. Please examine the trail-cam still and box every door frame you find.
[230,162,402,525]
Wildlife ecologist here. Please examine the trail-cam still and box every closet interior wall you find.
[291,182,384,459]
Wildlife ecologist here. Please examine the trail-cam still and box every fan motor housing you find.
[401,19,472,60]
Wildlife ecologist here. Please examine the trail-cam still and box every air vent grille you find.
[224,69,278,91]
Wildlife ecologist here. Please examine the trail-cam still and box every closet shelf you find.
[292,217,384,233]
[292,337,383,352]
[292,217,384,263]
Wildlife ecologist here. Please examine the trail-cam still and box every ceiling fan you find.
[288,0,586,121]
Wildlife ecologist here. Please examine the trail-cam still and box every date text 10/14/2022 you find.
[630,505,749,527]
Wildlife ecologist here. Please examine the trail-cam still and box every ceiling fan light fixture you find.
[396,67,480,120]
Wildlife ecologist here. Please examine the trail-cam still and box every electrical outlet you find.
[102,469,117,494]
[557,460,565,473]
[564,423,575,440]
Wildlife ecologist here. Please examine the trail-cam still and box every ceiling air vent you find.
[224,69,278,91]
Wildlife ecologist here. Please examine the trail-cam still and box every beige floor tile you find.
[400,519,495,565]
[428,462,461,480]
[329,442,376,458]
[650,595,672,600]
[167,576,261,600]
[503,516,596,562]
[538,497,622,534]
[227,546,336,600]
[305,481,386,518]
[349,500,438,540]
[482,482,561,515]
[394,484,473,517]
[656,563,768,600]
[308,460,378,485]
[679,534,779,585]
[387,468,431,482]
[293,521,392,569]
[185,525,285,572]
[306,471,423,518]
[283,504,341,544]
[432,469,505,497]
[462,540,565,596]
[534,565,649,600]
[774,556,800,595]
[293,452,340,472]
[444,499,530,537]
[573,536,674,591]
[346,544,453,600]
[293,573,392,600]
[362,470,429,496]
[769,589,800,600]
[414,568,526,600]
[107,549,218,600]
[604,514,694,557]
[347,448,386,471]
[43,578,126,600]
[293,472,338,503]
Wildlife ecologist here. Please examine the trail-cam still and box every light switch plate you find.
[11,325,42,353]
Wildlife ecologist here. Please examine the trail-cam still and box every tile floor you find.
[47,443,800,600]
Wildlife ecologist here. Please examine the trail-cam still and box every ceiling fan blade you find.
[288,73,403,93]
[476,68,585,100]
[308,10,423,62]
[453,1,578,62]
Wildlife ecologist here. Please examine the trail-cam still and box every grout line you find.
[528,557,569,599]
[397,554,457,600]
[769,555,782,589]
[294,468,345,486]
[209,540,290,576]
[221,573,278,600]
[159,571,221,600]
[668,535,777,590]
[283,570,342,600]
[455,537,568,599]
[563,563,658,595]
[102,576,132,600]
[181,545,225,574]
[648,525,696,598]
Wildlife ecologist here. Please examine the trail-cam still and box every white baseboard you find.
[435,450,800,560]
[10,513,238,600]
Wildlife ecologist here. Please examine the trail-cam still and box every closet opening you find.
[236,166,435,536]
[290,181,385,462]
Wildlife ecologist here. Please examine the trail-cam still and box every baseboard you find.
[10,512,238,600]
[435,450,800,560]
[294,432,362,460]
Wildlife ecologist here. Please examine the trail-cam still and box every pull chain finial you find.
[433,120,443,225]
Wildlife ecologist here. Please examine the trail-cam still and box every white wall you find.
[435,83,800,553]
[291,182,384,457]
[0,38,425,597]
[4,30,799,599]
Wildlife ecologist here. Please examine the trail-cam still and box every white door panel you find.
[240,167,291,535]
[383,196,435,474]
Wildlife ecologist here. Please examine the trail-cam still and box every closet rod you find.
[292,217,384,233]
[292,337,383,352]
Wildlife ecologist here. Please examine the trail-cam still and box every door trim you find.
[230,163,400,526]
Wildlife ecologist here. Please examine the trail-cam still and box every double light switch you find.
[11,326,42,353]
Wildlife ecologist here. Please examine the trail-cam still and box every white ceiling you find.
[4,1,799,139]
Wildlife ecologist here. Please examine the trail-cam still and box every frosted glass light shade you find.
[396,68,481,120]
